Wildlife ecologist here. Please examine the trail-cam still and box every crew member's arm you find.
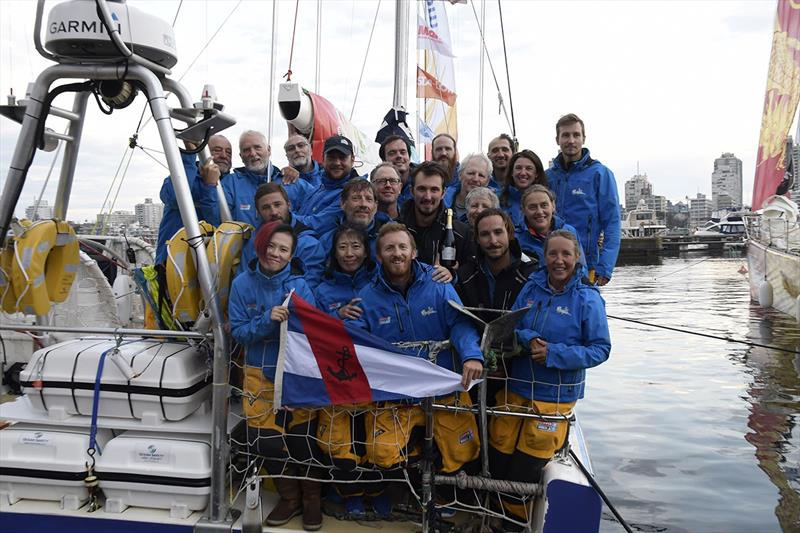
[442,285,483,388]
[542,290,610,370]
[595,167,621,285]
[228,281,278,345]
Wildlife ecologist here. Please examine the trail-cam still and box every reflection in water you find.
[744,306,800,532]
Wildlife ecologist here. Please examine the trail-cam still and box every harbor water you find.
[582,255,800,533]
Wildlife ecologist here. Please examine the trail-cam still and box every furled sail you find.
[753,0,800,210]
[418,1,459,156]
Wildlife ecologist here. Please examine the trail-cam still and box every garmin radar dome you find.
[44,0,178,69]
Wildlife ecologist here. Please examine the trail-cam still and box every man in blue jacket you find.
[295,135,361,235]
[545,114,620,285]
[155,134,231,264]
[350,223,483,479]
[223,130,314,227]
[283,133,322,187]
[237,182,326,287]
[317,179,383,260]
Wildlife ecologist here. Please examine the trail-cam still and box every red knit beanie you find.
[254,220,294,261]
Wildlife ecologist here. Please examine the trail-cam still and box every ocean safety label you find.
[134,443,172,464]
[19,431,51,446]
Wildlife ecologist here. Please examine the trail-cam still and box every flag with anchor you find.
[273,293,473,408]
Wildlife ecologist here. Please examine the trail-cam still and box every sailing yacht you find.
[746,1,800,323]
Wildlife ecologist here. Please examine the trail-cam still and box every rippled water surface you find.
[580,256,800,533]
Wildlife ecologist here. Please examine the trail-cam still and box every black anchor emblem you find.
[327,346,357,382]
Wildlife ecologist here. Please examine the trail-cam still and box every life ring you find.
[165,221,215,323]
[206,221,253,316]
[10,220,80,315]
[0,245,16,313]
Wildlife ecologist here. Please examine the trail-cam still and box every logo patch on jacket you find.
[571,188,585,196]
[537,421,558,433]
[459,429,474,444]
[421,306,437,317]
[378,316,391,325]
[556,306,570,316]
[246,303,258,310]
[328,302,342,311]
[239,203,251,210]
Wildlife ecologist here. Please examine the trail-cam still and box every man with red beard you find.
[431,133,460,187]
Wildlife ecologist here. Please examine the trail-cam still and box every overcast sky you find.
[0,0,783,221]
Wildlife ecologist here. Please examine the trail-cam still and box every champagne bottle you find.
[440,208,457,268]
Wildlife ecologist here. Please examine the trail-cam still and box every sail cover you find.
[418,1,459,156]
[753,0,800,210]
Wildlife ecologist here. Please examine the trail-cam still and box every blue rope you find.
[88,347,113,453]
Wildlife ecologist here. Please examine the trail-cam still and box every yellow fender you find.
[0,245,17,313]
[10,220,80,315]
[165,221,215,323]
[206,221,253,316]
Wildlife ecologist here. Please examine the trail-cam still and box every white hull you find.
[747,239,800,320]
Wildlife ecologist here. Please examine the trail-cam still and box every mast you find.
[393,0,410,110]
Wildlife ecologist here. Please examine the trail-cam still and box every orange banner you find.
[753,0,800,210]
[416,66,457,107]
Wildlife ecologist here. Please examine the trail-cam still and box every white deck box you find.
[20,337,211,423]
[0,423,113,510]
[96,431,211,518]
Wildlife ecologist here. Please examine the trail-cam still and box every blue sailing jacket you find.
[514,215,582,267]
[229,259,315,381]
[155,153,221,264]
[294,169,361,235]
[350,261,483,373]
[545,149,621,279]
[223,165,314,228]
[238,215,326,288]
[299,160,323,187]
[510,267,610,403]
[314,261,378,316]
[500,184,524,227]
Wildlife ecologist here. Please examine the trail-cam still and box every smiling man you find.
[222,130,314,227]
[348,223,483,492]
[487,134,515,187]
[545,114,620,286]
[317,179,384,259]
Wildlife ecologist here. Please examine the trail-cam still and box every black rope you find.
[608,314,799,354]
[497,0,516,140]
[569,449,634,533]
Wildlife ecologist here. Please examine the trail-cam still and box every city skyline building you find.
[24,198,54,220]
[689,193,712,228]
[711,152,743,210]
[624,173,653,209]
[135,198,163,229]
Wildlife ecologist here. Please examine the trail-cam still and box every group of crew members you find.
[155,113,616,531]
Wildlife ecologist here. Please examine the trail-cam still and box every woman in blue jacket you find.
[514,185,582,266]
[312,225,381,518]
[228,220,324,531]
[499,149,547,228]
[490,229,611,528]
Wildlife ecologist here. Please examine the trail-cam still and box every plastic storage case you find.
[0,423,113,510]
[96,431,211,518]
[20,337,211,423]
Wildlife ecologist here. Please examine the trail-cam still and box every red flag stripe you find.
[291,294,373,405]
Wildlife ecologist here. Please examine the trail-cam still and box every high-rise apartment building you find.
[135,198,163,229]
[689,193,712,228]
[624,173,653,210]
[711,153,742,210]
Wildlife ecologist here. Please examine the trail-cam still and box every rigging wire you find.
[177,0,244,82]
[468,0,513,134]
[496,0,516,140]
[283,0,301,82]
[93,147,133,235]
[653,256,714,280]
[32,127,68,219]
[171,0,184,28]
[349,0,383,121]
[607,314,799,355]
[314,0,322,93]
[266,0,278,169]
[101,147,137,235]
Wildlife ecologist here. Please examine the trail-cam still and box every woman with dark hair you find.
[228,220,324,531]
[514,184,582,266]
[315,225,377,319]
[490,229,611,531]
[500,149,547,227]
